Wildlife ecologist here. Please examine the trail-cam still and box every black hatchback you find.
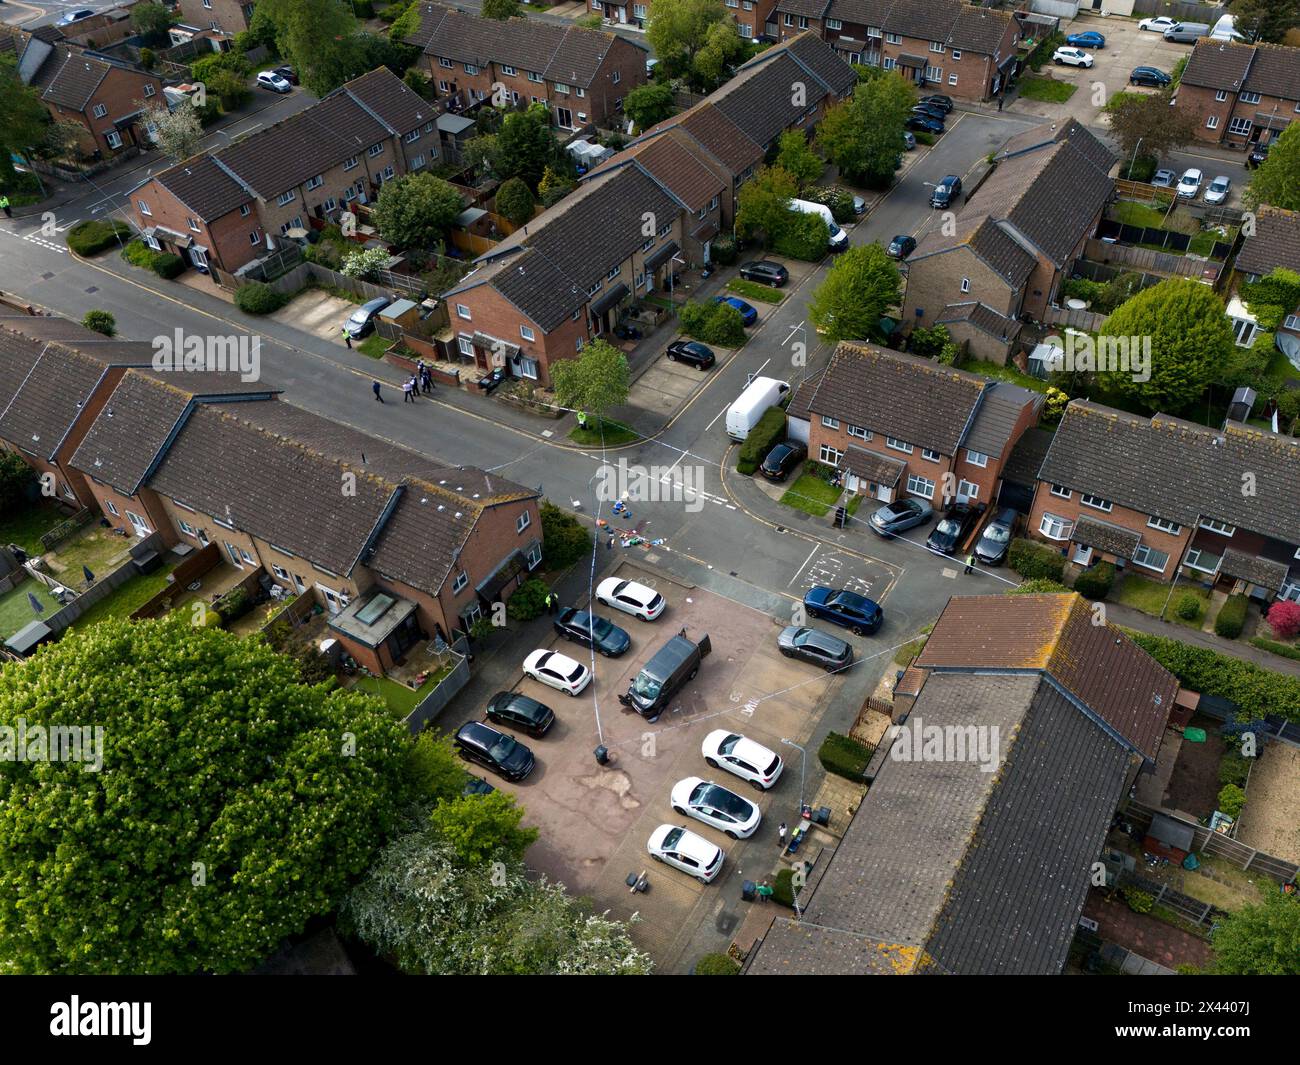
[455,721,535,780]
[738,260,789,287]
[926,503,985,556]
[553,607,631,657]
[485,691,556,737]
[1129,66,1171,87]
[666,340,716,370]
[760,441,806,482]
[918,94,953,113]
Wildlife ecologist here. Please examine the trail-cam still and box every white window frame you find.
[907,474,935,499]
[520,324,535,341]
[826,18,842,29]
[964,449,988,468]
[1240,91,1261,105]
[1080,493,1113,513]
[948,73,958,86]
[277,190,296,206]
[517,511,532,534]
[1147,516,1181,535]
[137,199,152,216]
[1049,484,1072,499]
[1132,543,1169,573]
[1228,116,1252,136]
[1038,513,1072,541]
[1200,519,1235,536]
[1206,115,1219,130]
[457,335,474,357]
[885,437,913,454]
[1215,90,1228,102]
[960,277,970,293]
[452,570,468,594]
[847,425,870,440]
[819,444,843,466]
[93,103,108,119]
[1183,548,1220,574]
[105,131,122,150]
[921,448,940,462]
[821,415,840,429]
[958,480,979,499]
[456,304,472,320]
[951,50,961,60]
[105,499,119,517]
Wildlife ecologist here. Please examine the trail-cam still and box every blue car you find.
[713,295,757,326]
[1066,31,1105,48]
[803,586,883,636]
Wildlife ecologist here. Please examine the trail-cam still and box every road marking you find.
[788,543,819,587]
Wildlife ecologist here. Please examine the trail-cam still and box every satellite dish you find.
[1275,331,1300,372]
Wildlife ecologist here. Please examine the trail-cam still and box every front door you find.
[1073,544,1092,566]
[188,245,208,270]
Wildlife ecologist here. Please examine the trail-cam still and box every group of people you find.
[371,360,435,403]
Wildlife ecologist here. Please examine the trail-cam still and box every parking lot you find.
[459,559,857,965]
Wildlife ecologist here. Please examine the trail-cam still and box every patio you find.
[156,561,255,622]
[34,523,136,588]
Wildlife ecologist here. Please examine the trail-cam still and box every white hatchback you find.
[595,577,666,621]
[1053,47,1093,68]
[671,777,762,839]
[1177,168,1204,199]
[701,729,784,791]
[523,648,592,696]
[647,824,725,883]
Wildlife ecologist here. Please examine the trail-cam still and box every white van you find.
[726,376,790,442]
[1210,14,1246,41]
[790,199,849,252]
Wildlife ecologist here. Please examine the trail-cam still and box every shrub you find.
[214,585,254,624]
[818,731,873,781]
[198,609,223,628]
[1121,886,1153,914]
[540,501,591,569]
[772,867,798,908]
[694,953,740,975]
[494,177,535,227]
[1061,278,1106,306]
[1174,592,1203,622]
[1214,594,1249,639]
[709,238,737,266]
[1218,783,1247,818]
[341,247,390,280]
[1073,562,1115,601]
[1265,600,1300,640]
[81,310,116,336]
[1249,636,1300,662]
[803,185,856,224]
[1010,578,1070,595]
[679,300,746,347]
[235,281,289,315]
[735,406,787,475]
[1218,749,1251,789]
[505,578,548,622]
[772,210,829,261]
[1008,538,1066,583]
[67,219,130,256]
[152,253,185,279]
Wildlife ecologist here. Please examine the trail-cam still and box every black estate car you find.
[455,721,535,780]
[485,691,556,738]
[553,607,631,657]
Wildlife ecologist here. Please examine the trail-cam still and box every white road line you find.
[788,543,820,587]
[704,402,730,432]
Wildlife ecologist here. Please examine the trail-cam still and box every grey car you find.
[343,296,391,339]
[868,497,934,537]
[973,507,1017,565]
[777,625,854,671]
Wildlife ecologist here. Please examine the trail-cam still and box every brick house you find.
[786,341,1041,514]
[1029,401,1300,604]
[68,381,542,664]
[177,0,256,38]
[403,2,646,130]
[1229,206,1300,350]
[1175,39,1300,150]
[128,68,438,275]
[772,0,1022,102]
[903,120,1115,362]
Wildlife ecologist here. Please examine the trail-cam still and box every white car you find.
[1176,168,1203,199]
[1203,175,1231,205]
[523,648,591,697]
[595,577,665,621]
[1139,16,1176,33]
[256,71,292,93]
[671,777,762,839]
[702,729,784,791]
[647,824,725,883]
[1053,47,1094,68]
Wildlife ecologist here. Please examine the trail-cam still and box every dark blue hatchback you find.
[803,586,883,636]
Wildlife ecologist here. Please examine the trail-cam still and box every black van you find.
[623,632,711,721]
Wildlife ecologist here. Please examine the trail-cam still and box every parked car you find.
[1204,175,1231,205]
[625,632,709,720]
[454,721,535,781]
[803,586,883,636]
[930,175,962,209]
[1053,47,1094,68]
[485,691,555,737]
[1164,22,1209,44]
[1150,168,1177,188]
[256,70,293,93]
[461,775,495,797]
[476,366,507,392]
[912,103,947,121]
[903,130,917,151]
[868,497,933,537]
[918,94,953,113]
[759,441,806,482]
[1247,142,1272,169]
[272,65,299,85]
[1138,16,1176,32]
[713,295,758,326]
[906,114,944,135]
[777,625,854,671]
[887,234,917,259]
[57,8,94,24]
[553,607,630,657]
[1176,168,1204,199]
[852,193,867,215]
[522,648,592,697]
[973,507,1017,566]
[926,502,985,556]
[646,824,725,883]
[1066,31,1105,48]
[1129,66,1172,87]
[738,260,789,287]
[343,296,391,339]
[671,777,761,839]
[596,577,665,621]
[702,729,784,791]
[665,339,716,370]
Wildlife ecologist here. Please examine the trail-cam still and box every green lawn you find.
[845,493,864,518]
[780,472,841,517]
[569,418,641,446]
[960,358,1050,394]
[357,335,393,360]
[352,668,453,720]
[0,581,62,640]
[1017,76,1077,103]
[0,502,69,556]
[726,278,785,304]
[1267,346,1300,382]
[1113,574,1209,628]
[63,561,181,633]
[1108,200,1172,228]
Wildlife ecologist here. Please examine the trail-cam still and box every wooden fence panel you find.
[1126,800,1299,883]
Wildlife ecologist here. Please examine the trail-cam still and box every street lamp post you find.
[1128,136,1142,181]
[781,738,807,813]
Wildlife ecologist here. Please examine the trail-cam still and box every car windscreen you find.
[936,519,960,536]
[702,786,751,818]
[348,308,370,323]
[983,524,1012,543]
[565,663,585,682]
[488,734,518,762]
[632,673,661,701]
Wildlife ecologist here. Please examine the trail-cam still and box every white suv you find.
[647,824,725,883]
[702,730,784,791]
[1052,47,1094,68]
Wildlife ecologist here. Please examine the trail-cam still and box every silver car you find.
[777,625,854,671]
[1151,168,1176,188]
[1203,175,1231,205]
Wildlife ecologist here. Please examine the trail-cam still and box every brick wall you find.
[1177,83,1237,144]
[1026,485,1191,579]
[78,66,164,158]
[178,0,253,35]
[808,419,956,505]
[904,245,1017,330]
[132,178,262,275]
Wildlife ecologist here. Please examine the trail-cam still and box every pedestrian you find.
[964,553,975,575]
[0,195,10,219]
[755,882,774,903]
[342,328,352,349]
[402,378,414,403]
[997,95,1003,112]
[547,592,558,615]
[777,822,788,849]
[422,368,433,394]
[372,380,384,403]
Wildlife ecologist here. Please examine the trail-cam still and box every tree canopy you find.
[494,103,565,192]
[1106,91,1197,172]
[140,100,203,163]
[481,0,522,18]
[1247,121,1300,212]
[623,81,676,133]
[550,338,630,419]
[495,176,535,227]
[0,615,410,974]
[774,130,823,190]
[816,71,914,187]
[736,165,798,245]
[255,0,359,97]
[647,0,742,89]
[808,243,901,343]
[0,57,50,185]
[372,171,464,250]
[1230,0,1300,43]
[1209,892,1300,974]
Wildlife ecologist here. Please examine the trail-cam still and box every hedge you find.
[541,501,591,569]
[234,281,290,315]
[1248,636,1300,662]
[506,577,549,621]
[735,406,787,475]
[67,219,131,256]
[818,730,873,781]
[1218,783,1246,818]
[1125,630,1300,723]
[1073,561,1115,601]
[120,240,184,279]
[693,953,740,975]
[1008,537,1066,582]
[1010,578,1069,595]
[772,210,829,261]
[679,300,746,347]
[772,867,798,907]
[1213,593,1249,640]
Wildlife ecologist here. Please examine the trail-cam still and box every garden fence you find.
[1086,236,1225,280]
[39,508,95,551]
[1121,870,1228,928]
[1125,800,1299,884]
[403,637,472,735]
[1130,0,1224,21]
[1044,304,1108,332]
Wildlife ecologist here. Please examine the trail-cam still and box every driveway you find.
[269,287,357,344]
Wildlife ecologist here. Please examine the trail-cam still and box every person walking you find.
[402,378,414,403]
[421,367,433,394]
[777,822,788,849]
[372,380,384,403]
[997,95,1004,112]
[0,195,11,219]
[342,328,352,349]
[964,552,975,575]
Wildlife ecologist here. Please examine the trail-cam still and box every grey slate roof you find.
[1001,426,1053,486]
[1181,38,1255,91]
[936,300,1021,343]
[153,155,253,222]
[1071,515,1141,560]
[1235,207,1300,278]
[1219,549,1290,592]
[36,50,109,109]
[0,342,111,461]
[1039,401,1300,547]
[1240,43,1300,101]
[961,382,1041,461]
[842,445,906,487]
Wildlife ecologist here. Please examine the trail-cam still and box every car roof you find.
[800,628,848,653]
[458,720,500,744]
[731,734,775,765]
[673,828,720,862]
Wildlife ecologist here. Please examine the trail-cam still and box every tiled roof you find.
[842,445,906,486]
[0,340,112,461]
[1039,401,1300,546]
[37,50,109,109]
[797,342,987,456]
[1219,549,1290,592]
[961,381,1041,460]
[1001,426,1053,485]
[1240,43,1300,101]
[673,104,764,174]
[1180,38,1254,92]
[152,155,253,222]
[996,118,1114,175]
[774,0,831,19]
[589,129,726,213]
[825,0,893,28]
[936,300,1021,342]
[886,0,959,45]
[781,26,860,95]
[340,67,438,135]
[946,5,1015,56]
[1235,206,1300,277]
[712,52,827,148]
[1071,515,1141,560]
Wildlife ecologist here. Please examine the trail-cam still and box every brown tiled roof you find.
[1219,549,1289,592]
[913,215,1035,289]
[780,27,860,95]
[946,5,1015,56]
[962,381,1040,460]
[1240,43,1300,101]
[935,300,1020,342]
[152,155,253,223]
[340,67,438,135]
[886,0,959,45]
[1180,38,1254,92]
[1235,206,1300,277]
[672,104,764,175]
[996,118,1114,175]
[37,50,109,109]
[591,129,725,213]
[0,341,112,461]
[1070,515,1140,560]
[825,0,892,27]
[774,0,831,19]
[842,445,906,486]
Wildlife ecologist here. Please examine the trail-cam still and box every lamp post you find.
[1128,136,1142,181]
[781,738,806,813]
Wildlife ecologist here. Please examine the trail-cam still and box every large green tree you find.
[0,450,36,511]
[1210,892,1300,974]
[372,171,464,250]
[550,338,630,422]
[736,165,798,245]
[495,176,535,227]
[494,102,562,191]
[1098,278,1234,414]
[427,791,538,865]
[0,57,50,187]
[255,0,358,96]
[0,615,410,974]
[1230,0,1300,43]
[646,0,730,78]
[808,243,901,343]
[623,81,676,133]
[1247,121,1300,211]
[816,71,914,187]
[130,2,174,42]
[774,129,823,190]
[689,17,746,91]
[1106,91,1197,173]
